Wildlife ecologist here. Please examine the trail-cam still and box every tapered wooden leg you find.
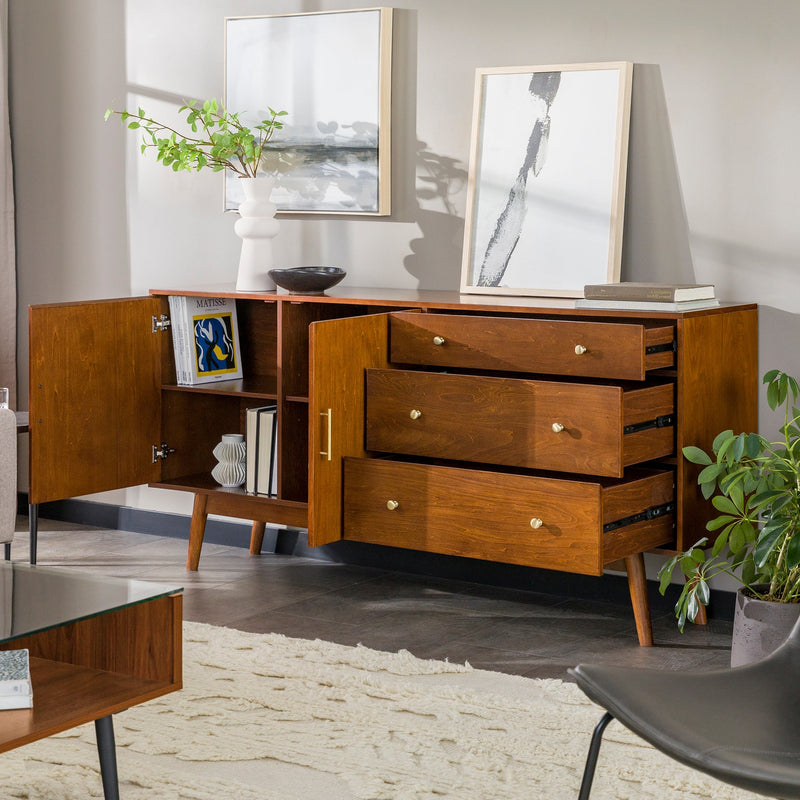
[250,521,266,555]
[625,552,653,646]
[186,493,209,571]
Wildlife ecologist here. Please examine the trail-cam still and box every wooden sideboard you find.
[28,287,758,645]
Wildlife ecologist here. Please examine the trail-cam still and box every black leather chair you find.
[570,615,800,800]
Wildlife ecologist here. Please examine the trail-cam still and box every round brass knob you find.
[530,518,544,529]
[574,344,587,355]
[433,336,446,346]
[386,500,399,511]
[410,409,422,420]
[552,422,565,433]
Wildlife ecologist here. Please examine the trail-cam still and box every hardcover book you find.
[582,282,715,302]
[169,296,243,385]
[575,297,721,312]
[0,649,33,709]
[246,405,278,496]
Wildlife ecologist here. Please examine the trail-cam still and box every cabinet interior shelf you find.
[162,378,278,400]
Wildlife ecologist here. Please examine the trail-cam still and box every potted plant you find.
[105,98,288,290]
[658,369,800,665]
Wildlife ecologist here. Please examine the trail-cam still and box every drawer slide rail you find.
[623,414,674,435]
[603,502,675,533]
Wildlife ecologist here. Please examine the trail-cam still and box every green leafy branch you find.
[104,98,287,178]
[658,369,800,630]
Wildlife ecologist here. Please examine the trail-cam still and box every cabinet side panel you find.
[29,298,162,504]
[676,308,758,550]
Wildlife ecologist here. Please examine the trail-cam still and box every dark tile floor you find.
[10,517,733,680]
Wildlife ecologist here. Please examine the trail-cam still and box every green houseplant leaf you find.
[658,370,800,625]
[105,99,288,179]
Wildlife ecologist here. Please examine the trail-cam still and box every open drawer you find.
[343,458,675,576]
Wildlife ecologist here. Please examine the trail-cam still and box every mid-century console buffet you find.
[28,288,758,645]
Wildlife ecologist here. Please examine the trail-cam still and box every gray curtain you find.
[0,0,14,407]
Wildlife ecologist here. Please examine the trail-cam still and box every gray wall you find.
[8,0,800,525]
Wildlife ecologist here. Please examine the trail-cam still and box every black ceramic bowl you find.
[269,266,346,295]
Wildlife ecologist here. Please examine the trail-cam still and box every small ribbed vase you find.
[211,433,247,488]
[234,176,279,292]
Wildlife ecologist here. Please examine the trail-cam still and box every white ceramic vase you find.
[234,176,279,292]
[211,433,247,488]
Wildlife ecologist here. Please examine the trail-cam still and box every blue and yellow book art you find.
[193,312,239,376]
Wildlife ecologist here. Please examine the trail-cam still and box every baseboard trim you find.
[19,494,736,620]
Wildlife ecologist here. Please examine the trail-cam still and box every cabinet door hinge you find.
[603,502,675,533]
[152,314,171,333]
[152,442,175,462]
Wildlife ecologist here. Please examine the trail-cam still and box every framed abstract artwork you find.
[224,8,393,216]
[460,62,633,297]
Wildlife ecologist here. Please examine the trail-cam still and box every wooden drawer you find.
[365,369,674,478]
[389,311,675,380]
[343,458,674,576]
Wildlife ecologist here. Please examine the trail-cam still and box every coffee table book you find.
[575,297,721,312]
[582,282,716,302]
[0,649,32,709]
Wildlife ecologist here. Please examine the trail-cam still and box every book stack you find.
[575,282,719,311]
[0,649,33,710]
[168,296,243,385]
[246,405,278,496]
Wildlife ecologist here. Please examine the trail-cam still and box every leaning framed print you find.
[460,62,633,297]
[224,8,393,216]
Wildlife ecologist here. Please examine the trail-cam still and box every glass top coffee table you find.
[0,562,183,799]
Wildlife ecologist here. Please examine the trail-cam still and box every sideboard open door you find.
[29,297,164,504]
[308,313,390,546]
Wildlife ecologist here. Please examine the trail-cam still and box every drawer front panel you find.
[343,458,674,576]
[365,370,674,477]
[389,312,675,380]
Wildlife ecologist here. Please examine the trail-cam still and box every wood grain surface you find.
[390,311,675,380]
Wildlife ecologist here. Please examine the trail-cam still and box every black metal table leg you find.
[95,715,120,800]
[28,502,37,564]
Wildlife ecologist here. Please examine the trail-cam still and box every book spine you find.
[245,407,257,494]
[168,297,185,385]
[584,285,681,301]
[0,694,33,710]
[0,679,31,696]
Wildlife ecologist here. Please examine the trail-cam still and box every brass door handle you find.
[410,409,422,420]
[386,500,399,511]
[530,518,544,529]
[574,344,587,355]
[320,408,332,461]
[433,336,446,346]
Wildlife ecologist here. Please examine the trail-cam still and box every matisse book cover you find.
[170,296,243,385]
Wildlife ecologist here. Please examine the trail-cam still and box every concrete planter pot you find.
[731,586,800,667]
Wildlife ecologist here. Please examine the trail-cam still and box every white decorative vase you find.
[234,176,280,292]
[211,433,247,488]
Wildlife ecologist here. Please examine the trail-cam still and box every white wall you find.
[8,1,800,531]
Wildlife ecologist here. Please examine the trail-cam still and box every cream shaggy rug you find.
[0,622,767,800]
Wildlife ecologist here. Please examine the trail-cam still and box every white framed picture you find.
[225,7,393,216]
[460,62,633,297]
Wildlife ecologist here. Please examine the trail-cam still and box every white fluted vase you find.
[234,176,280,292]
[211,433,247,488]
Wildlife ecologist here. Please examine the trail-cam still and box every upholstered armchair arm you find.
[0,408,16,544]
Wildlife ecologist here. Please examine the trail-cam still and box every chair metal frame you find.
[571,615,800,800]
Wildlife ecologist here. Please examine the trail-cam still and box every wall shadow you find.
[403,140,468,288]
[622,64,695,283]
